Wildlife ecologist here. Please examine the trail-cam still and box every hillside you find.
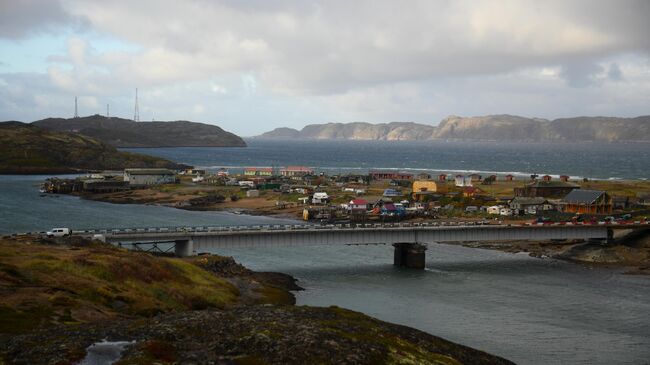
[33,115,246,147]
[257,115,650,142]
[0,122,186,174]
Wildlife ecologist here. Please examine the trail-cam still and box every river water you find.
[2,143,650,364]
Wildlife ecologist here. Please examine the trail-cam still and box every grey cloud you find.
[0,0,82,39]
[607,63,624,81]
[559,61,604,88]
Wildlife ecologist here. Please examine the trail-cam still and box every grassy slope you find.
[0,238,514,365]
[0,239,239,334]
[0,122,184,173]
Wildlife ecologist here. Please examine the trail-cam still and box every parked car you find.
[46,228,70,237]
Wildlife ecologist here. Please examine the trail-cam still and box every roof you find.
[350,199,368,205]
[124,168,175,175]
[511,197,548,205]
[382,203,397,210]
[245,167,273,172]
[282,166,313,172]
[561,189,605,204]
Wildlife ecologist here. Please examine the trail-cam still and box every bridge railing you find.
[70,220,498,236]
[9,219,646,237]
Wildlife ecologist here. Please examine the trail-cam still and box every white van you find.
[46,228,70,237]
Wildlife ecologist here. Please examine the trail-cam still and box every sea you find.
[122,139,650,180]
[1,140,650,364]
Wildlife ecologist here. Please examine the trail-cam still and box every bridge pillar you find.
[393,242,427,269]
[174,239,194,257]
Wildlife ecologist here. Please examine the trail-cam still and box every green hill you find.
[0,122,187,174]
[33,115,246,147]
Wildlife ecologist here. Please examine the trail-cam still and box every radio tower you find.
[74,97,79,118]
[106,104,110,118]
[133,88,140,122]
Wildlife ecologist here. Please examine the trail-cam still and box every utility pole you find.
[74,97,79,118]
[134,88,140,122]
[107,104,110,118]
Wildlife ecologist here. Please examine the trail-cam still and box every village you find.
[41,166,650,224]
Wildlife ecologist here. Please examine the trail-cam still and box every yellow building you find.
[412,180,447,194]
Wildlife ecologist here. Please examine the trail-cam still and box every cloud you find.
[0,0,82,39]
[0,0,649,133]
[608,63,624,81]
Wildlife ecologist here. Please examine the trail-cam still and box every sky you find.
[0,0,649,136]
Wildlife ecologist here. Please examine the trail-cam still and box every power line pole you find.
[74,97,79,118]
[133,88,140,122]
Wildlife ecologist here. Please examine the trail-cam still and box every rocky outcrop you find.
[257,114,650,142]
[3,306,514,365]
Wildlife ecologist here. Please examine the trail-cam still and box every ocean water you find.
[122,139,650,180]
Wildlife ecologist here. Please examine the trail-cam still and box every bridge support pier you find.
[393,242,427,269]
[174,239,194,257]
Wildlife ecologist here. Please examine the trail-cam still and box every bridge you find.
[76,220,649,269]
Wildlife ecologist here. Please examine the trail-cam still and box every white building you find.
[499,207,513,216]
[312,192,329,204]
[454,175,473,187]
[123,169,176,186]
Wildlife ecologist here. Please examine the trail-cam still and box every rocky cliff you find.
[258,114,650,142]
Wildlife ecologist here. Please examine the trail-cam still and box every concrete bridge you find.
[77,220,649,268]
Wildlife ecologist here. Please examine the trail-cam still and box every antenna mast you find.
[107,104,110,118]
[134,88,140,122]
[74,97,79,118]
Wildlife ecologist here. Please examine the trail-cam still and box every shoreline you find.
[449,231,650,275]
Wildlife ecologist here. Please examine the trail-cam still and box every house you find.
[560,190,612,214]
[514,181,580,198]
[500,207,513,216]
[123,169,176,186]
[412,180,447,195]
[465,206,478,213]
[636,193,650,206]
[416,173,431,180]
[244,167,273,176]
[238,180,255,188]
[312,192,329,204]
[82,179,128,193]
[454,175,473,187]
[280,166,313,177]
[383,188,402,197]
[559,175,570,182]
[509,197,554,215]
[381,203,404,217]
[369,171,413,181]
[463,186,483,197]
[612,196,630,210]
[505,174,514,181]
[349,199,369,211]
[470,174,482,182]
[486,205,502,215]
[246,189,260,198]
[542,175,552,182]
[216,168,229,177]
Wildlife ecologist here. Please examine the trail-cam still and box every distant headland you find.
[256,114,650,142]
